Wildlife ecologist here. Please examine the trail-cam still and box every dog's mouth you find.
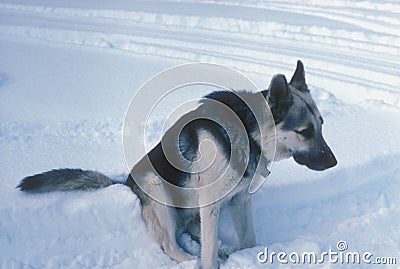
[293,149,337,171]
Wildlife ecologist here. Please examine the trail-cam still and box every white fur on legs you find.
[142,202,195,263]
[228,192,256,249]
[199,202,221,269]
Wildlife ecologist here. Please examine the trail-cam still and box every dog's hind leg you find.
[141,201,195,263]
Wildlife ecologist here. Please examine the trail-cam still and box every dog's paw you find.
[218,243,236,262]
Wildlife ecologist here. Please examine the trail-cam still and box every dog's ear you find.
[267,74,291,104]
[290,60,309,92]
[264,74,293,123]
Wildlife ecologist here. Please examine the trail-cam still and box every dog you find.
[18,60,337,269]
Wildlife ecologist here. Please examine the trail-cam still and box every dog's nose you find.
[323,148,337,168]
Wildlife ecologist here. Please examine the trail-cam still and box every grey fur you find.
[18,61,337,269]
[17,168,114,193]
[125,61,337,269]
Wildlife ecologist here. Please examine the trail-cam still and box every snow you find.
[0,0,399,268]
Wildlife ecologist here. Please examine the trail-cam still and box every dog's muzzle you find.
[293,145,337,171]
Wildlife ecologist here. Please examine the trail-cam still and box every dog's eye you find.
[296,127,314,139]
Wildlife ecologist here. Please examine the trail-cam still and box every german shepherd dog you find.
[18,61,337,269]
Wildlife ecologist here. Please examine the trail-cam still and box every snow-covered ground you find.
[1,0,399,268]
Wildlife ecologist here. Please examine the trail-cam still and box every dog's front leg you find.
[229,193,256,249]
[199,202,220,269]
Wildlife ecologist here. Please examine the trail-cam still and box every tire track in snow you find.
[187,0,400,35]
[0,1,399,94]
[0,2,399,107]
[1,3,399,60]
[3,23,398,107]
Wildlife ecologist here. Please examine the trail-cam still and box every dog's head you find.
[265,60,337,171]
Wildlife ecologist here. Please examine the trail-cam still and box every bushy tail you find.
[17,168,115,193]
